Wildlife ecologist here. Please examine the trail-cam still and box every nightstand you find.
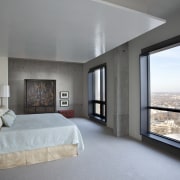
[58,110,74,118]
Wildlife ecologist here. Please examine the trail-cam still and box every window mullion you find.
[149,106,180,113]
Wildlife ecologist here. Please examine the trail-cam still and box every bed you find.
[0,112,84,169]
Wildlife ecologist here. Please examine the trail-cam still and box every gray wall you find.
[129,9,180,140]
[8,58,83,116]
[83,44,129,136]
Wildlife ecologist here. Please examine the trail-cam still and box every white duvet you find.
[0,113,84,154]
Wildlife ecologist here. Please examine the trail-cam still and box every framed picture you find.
[60,100,69,107]
[60,91,69,99]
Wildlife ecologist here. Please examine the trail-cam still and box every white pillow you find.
[1,113,16,127]
[7,110,16,118]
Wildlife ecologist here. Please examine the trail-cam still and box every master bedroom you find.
[0,0,180,180]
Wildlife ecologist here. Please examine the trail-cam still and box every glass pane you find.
[149,45,180,108]
[102,67,105,101]
[95,103,100,115]
[94,69,100,100]
[150,109,180,141]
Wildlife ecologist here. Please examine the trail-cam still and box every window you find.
[88,64,106,123]
[140,36,180,148]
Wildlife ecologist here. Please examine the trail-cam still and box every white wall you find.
[129,9,180,140]
[0,57,8,108]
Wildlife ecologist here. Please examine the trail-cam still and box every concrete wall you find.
[129,9,180,140]
[83,44,129,136]
[8,58,83,116]
[0,57,8,108]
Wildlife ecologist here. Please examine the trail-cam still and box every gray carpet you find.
[0,118,179,180]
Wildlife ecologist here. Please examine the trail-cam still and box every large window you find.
[88,64,106,123]
[140,36,180,148]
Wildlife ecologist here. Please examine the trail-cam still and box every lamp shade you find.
[0,85,10,98]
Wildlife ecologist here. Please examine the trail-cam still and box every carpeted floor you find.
[0,118,179,180]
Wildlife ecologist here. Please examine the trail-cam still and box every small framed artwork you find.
[60,91,69,99]
[60,100,69,107]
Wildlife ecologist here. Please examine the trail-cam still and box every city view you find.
[150,92,180,141]
[149,45,180,142]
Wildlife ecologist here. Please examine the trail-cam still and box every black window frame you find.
[140,35,180,149]
[88,64,107,124]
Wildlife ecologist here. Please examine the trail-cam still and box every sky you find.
[150,45,180,93]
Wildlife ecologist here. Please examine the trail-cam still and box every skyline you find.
[150,45,180,93]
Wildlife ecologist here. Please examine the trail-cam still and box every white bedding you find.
[0,113,84,154]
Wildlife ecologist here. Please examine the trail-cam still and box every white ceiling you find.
[0,0,175,63]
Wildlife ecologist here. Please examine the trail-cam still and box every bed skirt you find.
[0,144,78,169]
